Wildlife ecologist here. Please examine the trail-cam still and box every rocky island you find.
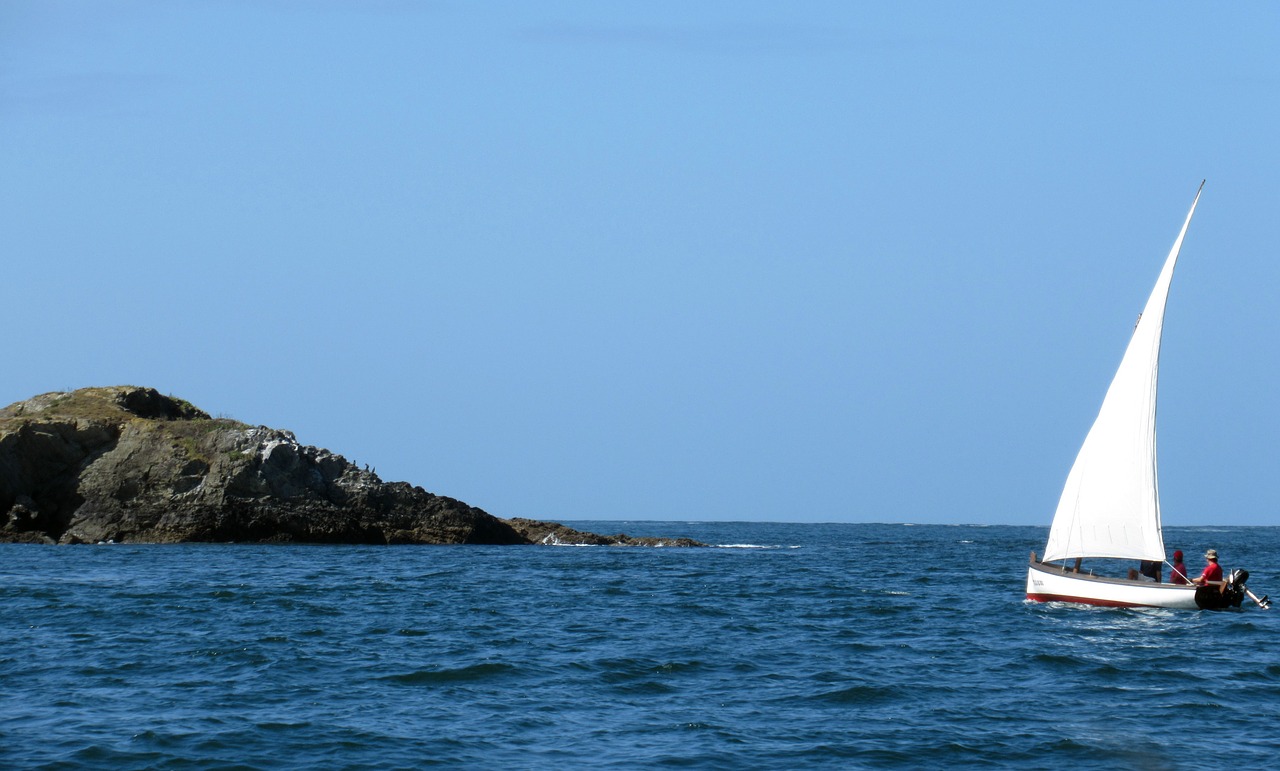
[0,386,702,547]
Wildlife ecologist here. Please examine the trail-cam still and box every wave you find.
[380,662,516,685]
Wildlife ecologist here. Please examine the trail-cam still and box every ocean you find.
[3,522,1278,769]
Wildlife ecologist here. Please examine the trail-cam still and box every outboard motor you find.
[1222,569,1248,608]
[1223,563,1264,607]
[1229,569,1270,609]
[1218,563,1249,607]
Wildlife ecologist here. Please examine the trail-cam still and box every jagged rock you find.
[506,518,704,547]
[0,386,702,547]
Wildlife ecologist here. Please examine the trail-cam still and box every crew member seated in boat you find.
[1127,560,1162,582]
[1170,550,1189,584]
[1191,549,1223,586]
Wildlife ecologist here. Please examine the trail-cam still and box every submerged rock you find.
[0,387,701,547]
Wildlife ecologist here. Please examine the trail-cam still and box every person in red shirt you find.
[1169,550,1190,584]
[1191,549,1223,586]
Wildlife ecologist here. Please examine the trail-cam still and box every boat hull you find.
[1026,559,1201,609]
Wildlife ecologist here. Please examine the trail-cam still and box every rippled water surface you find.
[3,523,1279,769]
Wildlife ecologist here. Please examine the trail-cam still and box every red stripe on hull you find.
[1026,593,1148,608]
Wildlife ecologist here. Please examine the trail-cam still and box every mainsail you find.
[1042,184,1204,563]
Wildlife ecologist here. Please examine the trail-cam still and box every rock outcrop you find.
[0,387,701,547]
[506,518,703,547]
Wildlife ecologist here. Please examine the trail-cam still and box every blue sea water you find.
[3,522,1279,769]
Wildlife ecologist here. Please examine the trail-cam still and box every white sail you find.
[1042,185,1203,563]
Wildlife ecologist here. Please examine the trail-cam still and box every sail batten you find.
[1042,186,1203,563]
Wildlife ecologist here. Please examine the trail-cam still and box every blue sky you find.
[3,2,1278,525]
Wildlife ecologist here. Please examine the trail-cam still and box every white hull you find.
[1026,559,1201,610]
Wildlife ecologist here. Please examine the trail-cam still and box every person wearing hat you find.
[1191,549,1223,586]
[1170,550,1190,585]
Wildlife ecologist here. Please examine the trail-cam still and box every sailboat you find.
[1026,182,1264,610]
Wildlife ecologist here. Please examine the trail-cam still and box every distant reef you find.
[0,386,702,547]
